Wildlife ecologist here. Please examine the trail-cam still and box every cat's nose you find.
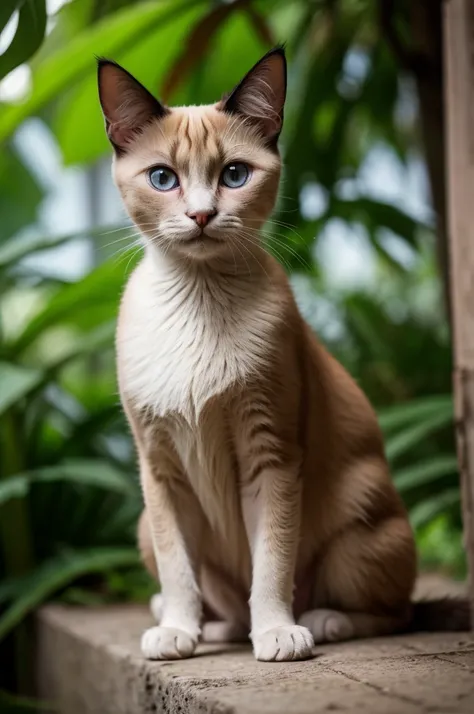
[187,210,217,227]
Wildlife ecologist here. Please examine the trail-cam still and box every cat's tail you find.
[408,597,471,632]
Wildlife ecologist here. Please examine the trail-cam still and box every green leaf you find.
[385,409,454,463]
[172,9,269,106]
[0,547,139,641]
[377,395,453,432]
[394,455,458,493]
[0,232,77,271]
[0,223,132,273]
[0,458,136,507]
[0,0,47,80]
[0,575,21,606]
[0,477,28,504]
[0,0,204,144]
[335,197,426,247]
[0,689,50,713]
[41,321,116,375]
[0,147,44,244]
[0,2,22,34]
[410,489,460,529]
[0,361,43,415]
[11,253,139,354]
[55,1,203,165]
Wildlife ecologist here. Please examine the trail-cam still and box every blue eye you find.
[221,162,250,188]
[148,166,179,191]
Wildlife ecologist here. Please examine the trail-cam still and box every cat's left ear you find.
[220,46,287,144]
[97,59,168,153]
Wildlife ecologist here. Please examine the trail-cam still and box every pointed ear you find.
[97,59,168,153]
[220,47,287,144]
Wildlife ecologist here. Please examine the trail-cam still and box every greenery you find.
[0,0,463,700]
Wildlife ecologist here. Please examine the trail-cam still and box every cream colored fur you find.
[98,50,418,662]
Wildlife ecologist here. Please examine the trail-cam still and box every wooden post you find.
[444,0,474,622]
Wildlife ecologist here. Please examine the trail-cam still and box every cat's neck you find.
[146,240,272,289]
[121,238,282,420]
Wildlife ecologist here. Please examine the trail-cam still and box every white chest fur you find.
[117,250,278,421]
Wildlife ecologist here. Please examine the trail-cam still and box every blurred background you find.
[0,0,462,704]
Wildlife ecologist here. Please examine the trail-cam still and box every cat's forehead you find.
[163,105,228,167]
[127,103,277,173]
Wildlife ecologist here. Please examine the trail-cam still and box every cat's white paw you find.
[298,609,354,643]
[252,625,314,662]
[141,626,197,660]
[150,593,163,622]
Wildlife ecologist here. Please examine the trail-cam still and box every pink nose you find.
[187,210,217,227]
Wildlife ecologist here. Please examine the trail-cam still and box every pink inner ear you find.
[107,122,136,147]
[239,64,284,136]
[98,61,166,150]
[222,51,286,139]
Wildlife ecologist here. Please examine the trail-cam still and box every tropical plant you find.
[0,228,151,693]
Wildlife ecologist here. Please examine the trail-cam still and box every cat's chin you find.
[170,235,228,261]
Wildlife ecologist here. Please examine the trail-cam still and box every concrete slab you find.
[37,604,474,714]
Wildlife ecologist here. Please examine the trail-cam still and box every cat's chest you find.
[118,256,275,419]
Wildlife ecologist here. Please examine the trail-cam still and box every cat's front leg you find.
[241,464,314,662]
[139,451,203,660]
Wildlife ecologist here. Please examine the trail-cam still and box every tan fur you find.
[97,50,460,663]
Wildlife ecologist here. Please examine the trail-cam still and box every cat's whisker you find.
[261,234,311,272]
[238,224,311,272]
[237,227,297,274]
[229,237,252,276]
[111,240,144,265]
[244,221,311,267]
[247,216,305,239]
[100,233,145,250]
[120,242,145,274]
[235,232,271,279]
[98,223,137,235]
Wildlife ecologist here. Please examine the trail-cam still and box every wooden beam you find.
[444,0,474,621]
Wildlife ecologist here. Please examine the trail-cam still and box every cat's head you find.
[97,48,286,261]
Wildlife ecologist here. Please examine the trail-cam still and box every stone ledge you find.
[37,601,474,714]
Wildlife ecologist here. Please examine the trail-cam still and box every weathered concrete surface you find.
[37,598,474,714]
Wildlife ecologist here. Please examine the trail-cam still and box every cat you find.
[97,47,469,662]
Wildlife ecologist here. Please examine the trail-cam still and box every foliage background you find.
[0,0,463,701]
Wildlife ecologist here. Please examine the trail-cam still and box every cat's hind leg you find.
[300,514,415,644]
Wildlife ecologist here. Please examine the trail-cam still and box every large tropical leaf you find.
[0,0,47,80]
[409,489,461,530]
[393,455,458,493]
[161,0,248,102]
[377,395,453,432]
[0,689,48,713]
[55,1,204,165]
[385,409,454,463]
[0,0,204,143]
[0,148,44,245]
[0,2,22,33]
[10,253,139,355]
[0,232,72,272]
[0,458,136,507]
[0,547,139,641]
[0,362,43,415]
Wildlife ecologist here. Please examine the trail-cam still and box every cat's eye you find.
[148,166,179,191]
[220,162,250,189]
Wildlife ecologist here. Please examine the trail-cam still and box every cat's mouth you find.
[178,229,223,244]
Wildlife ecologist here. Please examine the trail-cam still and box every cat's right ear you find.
[97,59,168,153]
[219,46,287,144]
